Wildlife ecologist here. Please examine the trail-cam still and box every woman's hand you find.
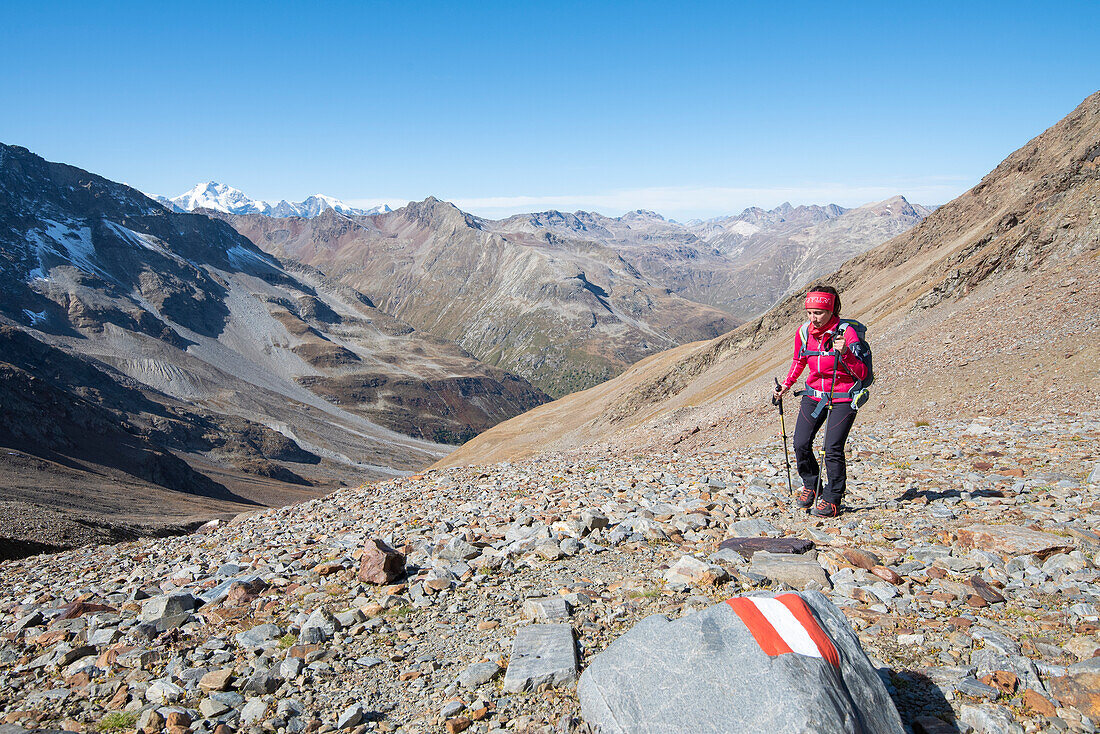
[773,383,791,400]
[832,339,847,355]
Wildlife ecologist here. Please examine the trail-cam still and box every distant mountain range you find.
[216,195,931,395]
[153,181,392,218]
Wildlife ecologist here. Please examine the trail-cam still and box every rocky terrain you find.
[1,412,1098,733]
[0,144,548,555]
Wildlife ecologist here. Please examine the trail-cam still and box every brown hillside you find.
[437,90,1100,469]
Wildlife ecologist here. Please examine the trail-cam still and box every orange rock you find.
[476,620,499,631]
[1049,673,1100,717]
[165,711,191,728]
[1023,688,1057,716]
[445,717,472,733]
[871,566,902,584]
[468,707,489,721]
[106,684,129,710]
[314,561,344,576]
[841,548,881,570]
[979,670,1018,693]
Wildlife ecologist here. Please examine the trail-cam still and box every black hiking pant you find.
[793,395,857,505]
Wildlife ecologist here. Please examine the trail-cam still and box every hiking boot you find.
[795,487,816,509]
[810,499,840,518]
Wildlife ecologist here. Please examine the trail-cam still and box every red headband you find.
[805,291,836,311]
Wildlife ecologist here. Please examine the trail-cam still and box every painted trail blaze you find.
[725,594,840,668]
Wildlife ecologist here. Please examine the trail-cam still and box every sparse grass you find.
[277,633,296,649]
[98,712,138,731]
[385,605,413,617]
[627,586,662,599]
[915,420,930,427]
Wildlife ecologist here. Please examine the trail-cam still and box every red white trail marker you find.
[725,593,840,668]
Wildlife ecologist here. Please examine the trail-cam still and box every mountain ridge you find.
[437,90,1100,469]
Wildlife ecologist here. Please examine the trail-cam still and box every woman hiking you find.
[773,285,868,518]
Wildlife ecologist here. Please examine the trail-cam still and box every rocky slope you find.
[438,91,1100,469]
[1,413,1097,733]
[0,144,548,555]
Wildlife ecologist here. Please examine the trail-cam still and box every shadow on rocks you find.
[886,669,960,733]
[900,486,1008,502]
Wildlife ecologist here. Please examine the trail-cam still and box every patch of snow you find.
[227,244,275,269]
[163,181,386,218]
[728,221,761,236]
[102,220,192,267]
[21,309,47,326]
[25,219,110,282]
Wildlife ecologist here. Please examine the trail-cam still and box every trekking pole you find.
[773,377,794,496]
[816,337,843,505]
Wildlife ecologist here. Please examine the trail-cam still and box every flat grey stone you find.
[523,597,570,621]
[235,623,283,650]
[140,592,199,630]
[459,661,502,689]
[719,536,814,559]
[727,519,779,537]
[240,698,268,725]
[502,624,577,693]
[199,698,231,717]
[281,656,305,679]
[337,704,364,729]
[955,677,999,699]
[750,551,831,589]
[959,703,1024,734]
[241,669,280,695]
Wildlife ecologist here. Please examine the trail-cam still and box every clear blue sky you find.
[3,1,1098,220]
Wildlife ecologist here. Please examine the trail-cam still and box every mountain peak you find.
[160,183,389,218]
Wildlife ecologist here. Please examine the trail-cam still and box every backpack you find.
[798,318,874,409]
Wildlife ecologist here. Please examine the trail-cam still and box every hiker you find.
[773,285,868,517]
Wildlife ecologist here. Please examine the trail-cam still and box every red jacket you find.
[782,315,868,401]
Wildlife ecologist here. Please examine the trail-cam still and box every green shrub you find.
[98,712,138,731]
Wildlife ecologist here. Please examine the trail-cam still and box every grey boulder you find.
[578,591,902,733]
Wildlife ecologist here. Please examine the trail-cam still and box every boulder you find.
[750,551,831,589]
[579,591,902,733]
[956,524,1072,560]
[139,593,199,630]
[358,539,405,584]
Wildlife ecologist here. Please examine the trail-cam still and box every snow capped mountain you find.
[155,182,392,218]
